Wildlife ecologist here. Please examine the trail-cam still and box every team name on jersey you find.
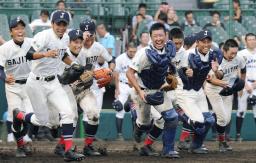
[223,65,239,75]
[86,56,98,64]
[120,65,129,72]
[7,56,29,66]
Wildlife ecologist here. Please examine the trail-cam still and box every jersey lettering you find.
[223,65,239,75]
[86,56,98,64]
[7,56,29,66]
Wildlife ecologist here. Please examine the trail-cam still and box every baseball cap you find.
[184,34,197,47]
[9,17,26,29]
[52,10,70,24]
[68,29,83,41]
[79,19,96,34]
[196,30,212,41]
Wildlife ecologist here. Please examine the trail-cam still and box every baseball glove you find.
[161,74,178,91]
[93,68,112,88]
[71,70,93,95]
[58,64,84,85]
[219,87,233,96]
[145,91,164,105]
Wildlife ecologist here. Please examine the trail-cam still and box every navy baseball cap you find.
[184,34,197,46]
[9,17,26,29]
[79,19,96,34]
[196,30,212,41]
[52,10,70,24]
[68,29,83,41]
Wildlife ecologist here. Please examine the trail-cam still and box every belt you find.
[248,79,255,82]
[36,75,55,82]
[15,79,27,84]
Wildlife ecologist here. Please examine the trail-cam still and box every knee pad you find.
[112,100,123,112]
[202,112,215,126]
[161,109,178,128]
[189,120,205,135]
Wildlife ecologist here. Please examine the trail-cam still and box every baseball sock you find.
[180,123,191,142]
[62,123,74,152]
[6,121,12,134]
[116,117,123,134]
[225,122,231,139]
[236,116,244,135]
[84,121,98,146]
[145,125,162,146]
[58,135,65,145]
[216,124,225,142]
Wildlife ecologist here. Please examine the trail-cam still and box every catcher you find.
[127,23,180,158]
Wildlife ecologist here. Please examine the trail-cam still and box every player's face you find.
[246,36,256,49]
[151,29,167,50]
[10,24,25,42]
[197,38,212,55]
[52,22,68,38]
[69,38,83,55]
[172,38,183,52]
[224,47,238,61]
[127,47,137,58]
[140,33,150,45]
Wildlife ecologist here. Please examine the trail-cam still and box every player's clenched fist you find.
[185,68,193,77]
[5,74,15,85]
[211,60,219,72]
[43,49,58,58]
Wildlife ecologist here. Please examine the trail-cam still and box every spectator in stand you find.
[132,3,153,35]
[167,9,180,27]
[50,0,72,21]
[149,12,170,31]
[203,11,225,30]
[29,10,51,32]
[131,14,148,43]
[96,23,116,57]
[224,0,242,23]
[137,32,150,51]
[154,1,171,21]
[180,10,199,30]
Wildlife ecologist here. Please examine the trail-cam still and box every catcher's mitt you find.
[71,70,93,95]
[58,64,84,85]
[160,74,178,91]
[145,91,164,105]
[93,68,112,88]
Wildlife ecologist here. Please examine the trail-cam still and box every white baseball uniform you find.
[129,46,175,129]
[115,52,133,119]
[205,55,246,126]
[76,41,112,125]
[0,38,33,122]
[237,48,256,118]
[47,48,79,128]
[176,48,214,123]
[25,28,74,126]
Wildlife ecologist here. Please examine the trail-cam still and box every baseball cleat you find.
[55,144,65,157]
[15,144,32,157]
[83,145,101,156]
[162,150,180,158]
[189,147,208,154]
[139,145,159,156]
[177,141,190,151]
[219,141,232,152]
[64,150,85,162]
[7,133,15,143]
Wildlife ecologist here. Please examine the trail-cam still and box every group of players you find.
[0,8,256,162]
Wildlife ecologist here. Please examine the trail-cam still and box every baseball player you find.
[52,29,85,157]
[12,11,85,161]
[236,33,256,141]
[127,23,180,158]
[0,17,34,157]
[167,28,193,151]
[205,39,246,152]
[75,19,115,156]
[113,42,137,140]
[175,30,223,154]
